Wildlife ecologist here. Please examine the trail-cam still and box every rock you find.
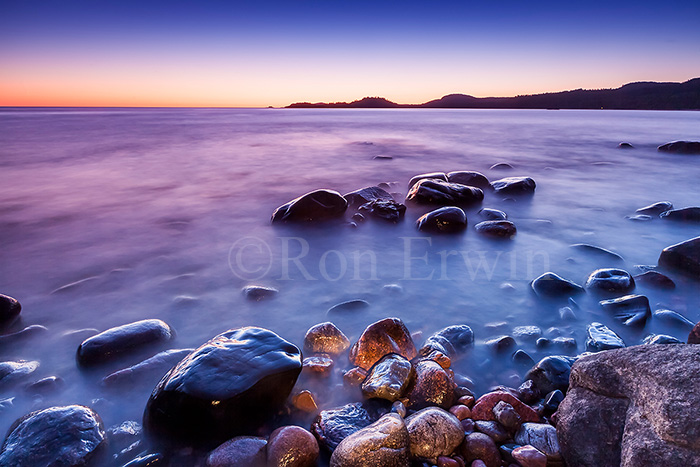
[658,236,700,279]
[599,294,651,327]
[349,318,417,370]
[123,453,164,466]
[312,402,384,451]
[493,401,521,431]
[362,353,414,401]
[359,199,406,222]
[653,309,694,329]
[474,220,516,238]
[419,325,474,359]
[77,319,174,367]
[344,186,394,208]
[405,407,464,462]
[303,355,334,377]
[343,367,368,387]
[144,327,302,446]
[512,350,535,368]
[416,207,468,233]
[267,425,319,467]
[552,336,577,350]
[642,334,683,345]
[449,404,472,420]
[406,359,456,410]
[584,268,635,296]
[107,420,142,452]
[559,306,577,321]
[0,294,21,328]
[242,285,278,301]
[303,322,350,355]
[352,212,365,222]
[271,189,347,222]
[437,456,460,467]
[327,299,370,314]
[570,243,624,260]
[330,413,410,467]
[557,345,700,466]
[408,172,447,189]
[474,420,509,443]
[447,171,491,189]
[514,423,561,461]
[0,360,39,389]
[660,207,700,222]
[585,322,625,352]
[689,322,700,344]
[626,214,653,221]
[25,376,65,396]
[512,326,542,343]
[636,201,673,215]
[618,142,634,149]
[292,390,318,412]
[471,391,540,423]
[460,432,502,467]
[633,270,675,289]
[490,177,536,194]
[0,405,106,466]
[512,445,547,467]
[490,162,513,170]
[485,335,516,352]
[478,208,507,220]
[524,356,575,394]
[206,436,267,467]
[544,390,564,414]
[0,324,49,345]
[373,155,393,160]
[406,179,484,206]
[531,272,583,297]
[101,348,194,389]
[657,140,700,154]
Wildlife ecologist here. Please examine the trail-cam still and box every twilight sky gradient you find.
[2,0,699,107]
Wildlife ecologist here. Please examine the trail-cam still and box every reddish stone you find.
[449,404,472,420]
[302,356,334,377]
[471,391,540,423]
[342,367,367,387]
[438,455,460,467]
[512,445,547,467]
[292,390,318,412]
[461,432,502,467]
[461,418,475,434]
[303,322,350,356]
[267,425,319,467]
[688,321,700,344]
[458,395,475,408]
[471,461,487,467]
[349,318,417,370]
[406,359,456,410]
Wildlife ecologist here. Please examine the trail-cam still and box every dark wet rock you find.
[0,294,21,328]
[206,436,267,467]
[327,299,370,314]
[0,360,39,389]
[474,220,517,238]
[657,140,700,154]
[25,376,65,396]
[559,306,576,321]
[585,322,625,352]
[419,325,474,359]
[447,171,491,189]
[474,420,509,443]
[303,322,350,355]
[478,208,507,220]
[362,353,414,401]
[512,350,535,368]
[407,359,456,410]
[77,319,173,367]
[271,189,347,222]
[350,318,417,370]
[406,179,484,206]
[689,321,700,344]
[123,453,164,467]
[618,142,634,149]
[312,402,387,452]
[267,425,319,467]
[570,243,623,260]
[634,270,675,289]
[514,423,561,462]
[643,334,683,345]
[416,206,468,233]
[493,401,521,431]
[660,206,700,222]
[107,420,142,453]
[329,413,410,467]
[144,327,302,446]
[344,186,394,208]
[406,407,464,462]
[485,335,516,352]
[0,324,49,345]
[0,405,106,466]
[599,294,651,327]
[490,177,536,194]
[584,268,635,296]
[303,355,334,377]
[636,201,673,215]
[408,172,447,189]
[242,285,278,301]
[557,345,700,467]
[471,391,540,423]
[525,356,574,395]
[490,162,513,170]
[373,155,393,160]
[535,338,550,349]
[359,199,406,222]
[460,432,502,467]
[653,309,694,329]
[552,336,577,350]
[512,326,542,343]
[658,235,700,279]
[626,214,652,221]
[531,272,583,297]
[544,389,564,414]
[101,348,194,389]
[351,212,365,222]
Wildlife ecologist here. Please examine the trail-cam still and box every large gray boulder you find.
[557,345,700,467]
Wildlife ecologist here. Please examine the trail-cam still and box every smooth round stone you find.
[485,335,516,352]
[447,171,491,189]
[531,272,583,297]
[642,334,683,345]
[361,353,414,401]
[419,325,474,359]
[303,356,334,377]
[478,208,507,220]
[271,189,347,222]
[206,436,267,467]
[512,350,535,368]
[584,268,635,296]
[460,432,502,467]
[660,207,700,222]
[406,179,484,206]
[407,359,456,410]
[490,177,536,194]
[330,413,410,467]
[490,162,513,170]
[77,319,173,366]
[0,293,21,327]
[327,299,370,314]
[349,318,417,370]
[657,140,700,154]
[474,420,509,443]
[514,423,561,461]
[0,360,39,389]
[512,445,547,467]
[406,407,465,463]
[0,405,106,466]
[636,201,673,215]
[408,172,447,189]
[391,400,407,418]
[570,243,624,261]
[586,322,625,352]
[474,220,517,238]
[449,404,472,420]
[437,455,461,467]
[599,294,651,327]
[344,186,394,208]
[524,356,575,394]
[658,235,700,279]
[242,285,278,301]
[416,206,468,233]
[653,309,694,329]
[618,142,634,149]
[267,425,319,467]
[303,322,350,355]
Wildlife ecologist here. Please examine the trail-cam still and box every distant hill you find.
[287,78,700,110]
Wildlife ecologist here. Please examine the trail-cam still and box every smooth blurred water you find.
[1,108,699,443]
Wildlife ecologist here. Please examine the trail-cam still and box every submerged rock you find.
[406,179,484,205]
[474,220,517,238]
[303,322,350,355]
[329,413,410,467]
[0,324,49,345]
[478,208,507,220]
[446,171,491,189]
[585,322,625,352]
[362,353,414,401]
[584,268,635,296]
[271,189,347,222]
[0,360,39,389]
[658,236,700,279]
[101,348,194,389]
[524,356,575,394]
[618,142,634,149]
[408,172,447,189]
[405,407,464,462]
[419,325,474,359]
[531,272,584,297]
[0,405,106,466]
[144,327,302,446]
[599,294,651,327]
[570,243,624,260]
[344,186,394,208]
[653,309,695,329]
[642,334,683,345]
[490,177,536,194]
[636,201,673,215]
[350,318,416,370]
[242,285,279,301]
[490,162,513,170]
[327,299,370,314]
[359,199,406,222]
[416,207,467,233]
[660,206,700,222]
[633,270,675,289]
[0,294,21,328]
[657,140,700,154]
[206,436,267,467]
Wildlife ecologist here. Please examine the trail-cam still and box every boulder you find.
[585,322,625,352]
[344,186,394,208]
[584,268,635,296]
[599,294,651,327]
[267,425,319,467]
[657,140,700,154]
[408,172,447,189]
[531,272,584,297]
[636,201,673,215]
[303,322,350,355]
[658,236,700,279]
[474,220,517,238]
[405,407,464,462]
[206,436,267,467]
[490,177,536,194]
[0,405,106,466]
[660,207,700,222]
[406,179,484,205]
[329,413,410,467]
[0,294,21,328]
[100,348,194,389]
[271,189,347,222]
[349,318,417,370]
[361,353,414,401]
[557,345,700,466]
[416,207,468,233]
[446,171,491,189]
[144,327,302,446]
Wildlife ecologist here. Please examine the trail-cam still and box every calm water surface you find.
[1,108,699,449]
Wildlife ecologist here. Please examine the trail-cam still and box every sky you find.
[1,0,699,107]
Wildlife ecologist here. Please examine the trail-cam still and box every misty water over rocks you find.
[1,108,699,464]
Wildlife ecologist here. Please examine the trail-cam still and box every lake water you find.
[1,108,699,457]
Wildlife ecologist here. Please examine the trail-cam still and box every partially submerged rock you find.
[599,294,651,327]
[406,179,483,206]
[490,177,536,194]
[361,353,414,401]
[658,236,700,279]
[242,285,279,301]
[446,171,491,189]
[408,172,447,189]
[584,268,635,296]
[272,189,347,222]
[0,294,21,328]
[531,272,584,297]
[206,436,267,467]
[100,348,194,389]
[344,186,394,208]
[303,322,350,355]
[419,325,474,360]
[660,207,700,222]
[636,201,673,215]
[416,207,467,233]
[657,140,700,154]
[312,402,386,452]
[474,220,517,238]
[359,199,406,222]
[585,322,625,352]
[0,360,39,389]
[349,318,416,370]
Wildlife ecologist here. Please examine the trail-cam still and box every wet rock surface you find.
[359,199,406,222]
[660,206,700,222]
[584,268,635,296]
[101,348,195,389]
[206,436,267,467]
[658,235,700,279]
[636,201,673,215]
[349,318,417,370]
[471,391,540,423]
[406,179,484,205]
[657,140,700,154]
[361,353,414,401]
[585,322,625,351]
[531,272,583,297]
[461,432,502,467]
[407,359,456,410]
[242,285,279,301]
[405,407,464,462]
[311,402,383,451]
[474,220,517,238]
[688,321,700,344]
[514,423,561,461]
[633,270,675,289]
[419,324,474,359]
[0,360,39,389]
[416,206,468,233]
[272,189,348,222]
[327,299,370,314]
[0,294,21,328]
[478,208,507,220]
[446,171,491,189]
[525,355,575,394]
[267,425,319,467]
[408,172,448,188]
[344,185,394,208]
[653,309,695,329]
[303,322,350,355]
[329,413,410,467]
[490,176,536,194]
[599,294,651,327]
